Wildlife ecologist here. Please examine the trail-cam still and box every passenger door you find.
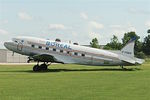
[17,42,23,51]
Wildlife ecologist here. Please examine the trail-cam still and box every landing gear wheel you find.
[121,65,124,69]
[40,64,48,71]
[33,65,40,72]
[33,62,49,72]
[120,65,127,70]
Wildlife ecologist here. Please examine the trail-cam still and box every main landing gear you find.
[33,62,51,72]
[120,65,127,70]
[120,65,124,69]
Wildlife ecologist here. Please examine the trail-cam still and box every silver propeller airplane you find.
[4,36,144,71]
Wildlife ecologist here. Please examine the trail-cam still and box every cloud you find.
[108,23,137,42]
[1,20,8,24]
[112,29,126,35]
[127,26,136,32]
[18,12,32,20]
[80,12,88,20]
[112,27,136,35]
[89,21,104,29]
[129,8,139,14]
[110,22,136,34]
[48,24,66,30]
[145,21,150,28]
[127,22,136,32]
[88,32,101,40]
[108,22,137,41]
[0,29,9,35]
[71,31,77,36]
[129,8,150,15]
[109,25,121,28]
[3,20,8,24]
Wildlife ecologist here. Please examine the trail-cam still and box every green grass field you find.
[0,60,150,100]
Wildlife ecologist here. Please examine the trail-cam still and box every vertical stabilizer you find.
[121,37,136,57]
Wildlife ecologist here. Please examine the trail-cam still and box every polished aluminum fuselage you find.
[4,37,131,66]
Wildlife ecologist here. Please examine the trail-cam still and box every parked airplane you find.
[4,36,144,71]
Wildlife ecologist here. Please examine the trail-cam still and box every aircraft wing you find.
[32,54,64,63]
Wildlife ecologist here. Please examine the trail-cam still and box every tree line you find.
[90,30,150,58]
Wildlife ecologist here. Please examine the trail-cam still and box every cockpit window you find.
[12,38,24,44]
[21,40,24,43]
[12,38,18,43]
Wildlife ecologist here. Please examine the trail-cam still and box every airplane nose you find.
[4,42,13,50]
[4,42,8,48]
[4,42,18,51]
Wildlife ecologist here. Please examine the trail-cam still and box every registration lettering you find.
[46,41,71,50]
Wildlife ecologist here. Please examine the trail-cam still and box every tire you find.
[33,65,39,72]
[40,64,48,71]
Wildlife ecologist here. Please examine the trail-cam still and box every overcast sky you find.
[0,0,150,48]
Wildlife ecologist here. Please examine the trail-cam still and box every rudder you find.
[121,37,136,57]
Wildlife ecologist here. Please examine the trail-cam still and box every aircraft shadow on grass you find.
[0,68,141,73]
[33,68,141,73]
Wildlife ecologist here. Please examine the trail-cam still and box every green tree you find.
[147,29,150,33]
[122,31,140,45]
[90,38,100,48]
[143,35,150,55]
[103,35,122,50]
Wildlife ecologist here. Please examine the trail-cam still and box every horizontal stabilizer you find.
[135,58,145,65]
[119,55,136,64]
[119,55,145,65]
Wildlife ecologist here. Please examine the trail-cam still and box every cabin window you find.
[46,47,49,50]
[53,48,56,51]
[39,46,42,49]
[67,51,70,54]
[31,44,35,48]
[81,54,85,57]
[74,52,78,56]
[60,50,63,53]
